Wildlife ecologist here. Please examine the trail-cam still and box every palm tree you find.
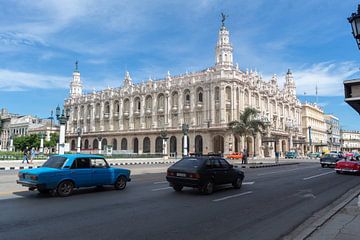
[228,107,267,162]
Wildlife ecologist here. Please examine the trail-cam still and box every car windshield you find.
[174,158,205,168]
[42,156,67,169]
[323,154,337,158]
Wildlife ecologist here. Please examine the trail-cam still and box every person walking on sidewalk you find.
[22,147,29,164]
[30,147,36,164]
[242,149,248,164]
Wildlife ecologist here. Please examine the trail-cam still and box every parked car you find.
[285,151,298,159]
[225,152,243,160]
[166,155,245,194]
[335,158,360,174]
[320,153,343,168]
[16,154,131,197]
[307,152,321,159]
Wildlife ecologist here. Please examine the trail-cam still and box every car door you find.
[70,158,93,187]
[91,158,112,186]
[211,158,228,185]
[219,158,235,183]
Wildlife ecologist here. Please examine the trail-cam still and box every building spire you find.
[215,14,233,69]
[70,61,82,97]
[74,60,79,72]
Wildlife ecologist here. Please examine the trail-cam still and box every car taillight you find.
[167,171,175,176]
[30,175,38,180]
[188,173,200,179]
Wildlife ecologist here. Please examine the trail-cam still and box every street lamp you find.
[97,136,103,154]
[77,128,82,153]
[56,105,69,154]
[348,4,360,49]
[182,123,189,156]
[38,131,45,154]
[160,129,168,158]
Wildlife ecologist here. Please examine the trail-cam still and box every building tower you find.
[70,61,82,97]
[124,71,133,86]
[284,69,296,96]
[215,15,233,69]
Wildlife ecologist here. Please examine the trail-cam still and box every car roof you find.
[51,154,105,160]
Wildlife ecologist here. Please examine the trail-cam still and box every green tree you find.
[13,134,40,151]
[228,107,267,162]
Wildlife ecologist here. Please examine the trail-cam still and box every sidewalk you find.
[307,196,360,240]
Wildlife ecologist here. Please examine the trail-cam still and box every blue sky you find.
[0,0,359,129]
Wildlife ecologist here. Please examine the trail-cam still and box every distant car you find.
[320,153,343,168]
[17,154,131,197]
[226,152,243,160]
[285,151,298,159]
[166,155,245,194]
[307,152,321,159]
[335,158,360,174]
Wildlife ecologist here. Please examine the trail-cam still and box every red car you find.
[335,159,360,174]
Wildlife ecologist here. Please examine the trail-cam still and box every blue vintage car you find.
[16,154,131,197]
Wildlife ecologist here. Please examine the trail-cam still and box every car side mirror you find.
[229,164,234,169]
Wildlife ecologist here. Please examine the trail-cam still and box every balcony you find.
[145,108,152,115]
[197,102,203,108]
[172,105,178,112]
[226,99,231,108]
[184,104,190,111]
[114,112,119,118]
[158,107,164,113]
[134,110,140,115]
[104,113,109,119]
[123,111,129,117]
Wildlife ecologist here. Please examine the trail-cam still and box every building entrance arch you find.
[195,135,203,154]
[213,135,224,154]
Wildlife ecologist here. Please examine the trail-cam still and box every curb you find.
[283,185,360,240]
[0,161,177,171]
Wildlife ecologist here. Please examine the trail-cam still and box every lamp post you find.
[308,126,312,153]
[182,123,189,156]
[160,129,168,158]
[38,131,45,154]
[56,105,69,154]
[77,128,82,153]
[348,4,360,49]
[97,136,103,154]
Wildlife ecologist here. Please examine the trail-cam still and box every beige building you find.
[64,22,304,157]
[301,103,327,153]
[341,130,360,152]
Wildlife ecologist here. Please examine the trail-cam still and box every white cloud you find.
[0,69,68,91]
[293,61,359,96]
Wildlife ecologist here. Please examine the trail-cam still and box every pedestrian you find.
[242,149,248,164]
[275,151,280,164]
[22,147,29,164]
[30,147,36,164]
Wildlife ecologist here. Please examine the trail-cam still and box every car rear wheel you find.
[336,170,341,174]
[114,176,127,190]
[321,164,325,168]
[201,181,214,195]
[232,177,243,189]
[57,180,74,197]
[173,185,183,192]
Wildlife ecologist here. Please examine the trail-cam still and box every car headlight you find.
[30,175,38,180]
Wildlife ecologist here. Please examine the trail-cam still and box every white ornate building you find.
[64,22,304,157]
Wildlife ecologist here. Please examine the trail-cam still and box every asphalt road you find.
[1,162,360,240]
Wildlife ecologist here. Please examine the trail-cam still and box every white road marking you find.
[303,171,334,180]
[153,181,168,184]
[213,191,253,202]
[151,186,172,191]
[257,166,316,176]
[243,181,255,185]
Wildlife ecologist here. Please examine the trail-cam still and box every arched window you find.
[93,139,98,149]
[84,139,89,149]
[143,137,151,153]
[172,92,178,107]
[226,86,231,101]
[133,138,139,153]
[155,137,163,153]
[170,136,177,155]
[102,138,107,150]
[104,102,110,114]
[157,94,165,110]
[71,140,76,151]
[114,101,119,115]
[121,138,128,150]
[145,95,152,111]
[195,135,203,154]
[112,138,117,150]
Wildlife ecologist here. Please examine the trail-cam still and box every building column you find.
[119,99,123,130]
[109,100,114,131]
[152,95,158,128]
[100,101,104,131]
[220,86,226,123]
[165,93,170,127]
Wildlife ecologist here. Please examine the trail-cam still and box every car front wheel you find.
[57,180,74,197]
[114,176,127,190]
[173,185,183,192]
[232,177,243,189]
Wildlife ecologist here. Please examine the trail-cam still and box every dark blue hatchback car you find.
[17,154,131,197]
